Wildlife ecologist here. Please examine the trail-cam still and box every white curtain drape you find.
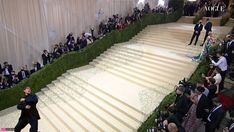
[0,0,156,71]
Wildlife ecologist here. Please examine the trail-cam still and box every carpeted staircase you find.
[0,23,231,132]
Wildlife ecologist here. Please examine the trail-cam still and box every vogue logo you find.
[205,3,226,12]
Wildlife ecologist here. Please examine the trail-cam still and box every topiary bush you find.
[193,8,206,24]
[220,12,231,26]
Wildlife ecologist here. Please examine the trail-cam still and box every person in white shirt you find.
[210,52,228,91]
[206,68,222,93]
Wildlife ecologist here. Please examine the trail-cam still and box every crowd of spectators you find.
[147,32,234,132]
[0,3,173,90]
[0,61,41,89]
[183,2,199,16]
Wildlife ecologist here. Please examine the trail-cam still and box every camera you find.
[178,78,196,94]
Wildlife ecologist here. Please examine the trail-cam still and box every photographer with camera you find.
[169,86,190,123]
[162,107,185,132]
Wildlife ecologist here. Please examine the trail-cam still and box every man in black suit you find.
[207,78,217,100]
[0,63,2,75]
[202,18,212,46]
[188,20,203,45]
[223,108,234,132]
[66,33,75,51]
[205,98,225,132]
[170,86,189,123]
[18,66,30,81]
[224,35,234,65]
[15,87,40,132]
[41,50,50,66]
[9,71,19,86]
[196,86,209,122]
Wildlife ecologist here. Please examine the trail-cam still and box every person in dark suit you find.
[170,86,189,123]
[66,33,75,51]
[223,108,234,132]
[30,62,41,74]
[8,71,19,86]
[41,50,50,66]
[207,78,217,100]
[205,98,225,132]
[80,36,87,49]
[225,35,234,65]
[15,87,40,132]
[0,63,2,75]
[18,67,30,81]
[201,18,212,46]
[188,20,203,45]
[196,86,209,122]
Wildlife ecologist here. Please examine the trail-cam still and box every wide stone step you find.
[130,39,201,55]
[69,66,167,114]
[132,35,204,48]
[96,54,181,84]
[62,72,147,120]
[35,92,74,131]
[46,83,119,131]
[90,60,172,95]
[94,56,178,85]
[36,109,58,132]
[112,44,196,66]
[46,83,103,131]
[106,46,195,73]
[138,29,206,36]
[135,32,204,41]
[142,27,206,35]
[177,16,194,23]
[56,77,140,130]
[99,50,190,77]
[40,88,88,131]
[102,48,191,77]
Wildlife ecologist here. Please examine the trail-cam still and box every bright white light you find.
[138,0,145,5]
[158,0,165,6]
[187,0,196,1]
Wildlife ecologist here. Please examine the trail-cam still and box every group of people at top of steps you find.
[189,18,234,65]
[188,18,212,46]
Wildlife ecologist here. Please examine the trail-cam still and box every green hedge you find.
[193,8,206,24]
[0,11,182,111]
[220,12,231,26]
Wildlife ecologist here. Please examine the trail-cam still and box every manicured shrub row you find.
[220,12,231,26]
[193,8,206,24]
[0,11,182,111]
